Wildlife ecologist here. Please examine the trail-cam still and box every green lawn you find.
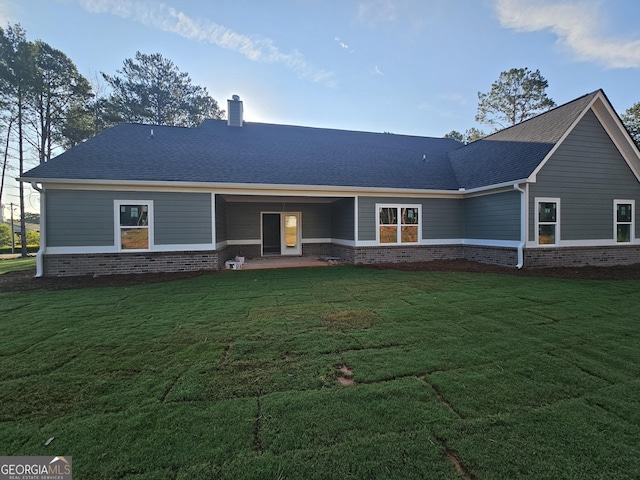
[0,257,36,274]
[1,265,639,479]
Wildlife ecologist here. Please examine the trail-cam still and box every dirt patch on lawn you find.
[335,365,354,386]
[0,269,213,292]
[2,260,640,292]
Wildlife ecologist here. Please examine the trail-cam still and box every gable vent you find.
[227,95,244,127]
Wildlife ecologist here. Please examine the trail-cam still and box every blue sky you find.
[4,0,640,137]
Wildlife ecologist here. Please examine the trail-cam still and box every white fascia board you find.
[20,177,463,198]
[25,175,539,198]
[30,177,534,199]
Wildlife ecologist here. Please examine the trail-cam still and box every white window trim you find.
[535,197,560,246]
[375,203,422,245]
[114,200,154,252]
[614,199,635,243]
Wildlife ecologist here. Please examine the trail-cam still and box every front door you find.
[261,212,302,256]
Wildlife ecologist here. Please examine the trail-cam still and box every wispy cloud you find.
[78,0,338,86]
[374,65,383,76]
[357,0,398,27]
[334,37,349,50]
[495,0,640,68]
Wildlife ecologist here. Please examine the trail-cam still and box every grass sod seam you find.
[1,265,640,478]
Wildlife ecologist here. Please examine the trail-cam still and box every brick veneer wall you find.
[330,244,355,262]
[331,244,519,267]
[42,244,640,276]
[524,245,640,267]
[463,245,519,266]
[43,251,218,277]
[302,243,332,257]
[346,245,464,264]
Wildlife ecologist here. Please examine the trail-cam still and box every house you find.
[20,90,640,277]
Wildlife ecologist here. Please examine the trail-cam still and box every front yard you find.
[1,265,639,478]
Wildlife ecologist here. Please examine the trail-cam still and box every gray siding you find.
[154,193,212,245]
[226,202,332,241]
[46,190,212,247]
[423,198,464,239]
[357,196,463,241]
[47,190,114,247]
[529,110,640,241]
[464,190,520,240]
[331,198,355,240]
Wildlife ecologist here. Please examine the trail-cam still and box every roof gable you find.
[448,91,600,190]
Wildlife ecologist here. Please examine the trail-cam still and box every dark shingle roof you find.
[22,121,463,190]
[448,91,599,189]
[22,91,601,191]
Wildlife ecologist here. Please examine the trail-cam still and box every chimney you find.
[227,94,243,127]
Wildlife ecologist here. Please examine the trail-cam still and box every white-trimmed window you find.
[377,204,420,244]
[615,200,634,243]
[536,198,559,245]
[115,201,153,251]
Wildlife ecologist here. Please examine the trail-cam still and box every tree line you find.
[0,23,224,255]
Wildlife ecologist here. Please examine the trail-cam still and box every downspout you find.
[514,183,526,269]
[30,182,44,278]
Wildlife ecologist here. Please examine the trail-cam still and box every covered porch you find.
[214,193,355,267]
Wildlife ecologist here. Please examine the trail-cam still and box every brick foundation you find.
[41,243,640,276]
[348,245,464,264]
[463,245,519,266]
[524,245,640,267]
[43,251,218,277]
[330,244,355,263]
[331,244,519,267]
[302,243,332,257]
